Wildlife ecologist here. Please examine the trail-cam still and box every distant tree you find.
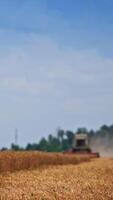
[89,130,95,136]
[48,134,53,143]
[109,125,113,132]
[38,138,49,151]
[11,143,21,151]
[65,130,74,147]
[48,136,61,152]
[1,147,8,151]
[88,130,95,143]
[62,139,69,151]
[100,125,109,131]
[57,128,65,143]
[77,127,88,134]
[26,143,39,151]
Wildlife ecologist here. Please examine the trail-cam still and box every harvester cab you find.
[72,133,91,153]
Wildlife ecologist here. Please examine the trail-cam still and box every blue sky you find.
[0,0,113,147]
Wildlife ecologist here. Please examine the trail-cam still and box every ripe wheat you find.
[0,158,113,200]
[0,151,91,173]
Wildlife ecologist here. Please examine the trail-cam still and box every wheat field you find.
[0,151,91,173]
[0,152,113,200]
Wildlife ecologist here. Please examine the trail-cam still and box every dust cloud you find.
[90,137,113,157]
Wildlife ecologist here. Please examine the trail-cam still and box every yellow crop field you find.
[0,152,113,200]
[0,151,91,173]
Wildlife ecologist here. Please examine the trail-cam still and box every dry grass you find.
[0,158,113,200]
[0,151,91,173]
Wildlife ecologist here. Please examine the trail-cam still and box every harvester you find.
[66,132,100,158]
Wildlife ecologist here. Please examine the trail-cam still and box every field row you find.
[0,151,91,173]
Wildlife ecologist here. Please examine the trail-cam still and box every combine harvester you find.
[65,132,100,158]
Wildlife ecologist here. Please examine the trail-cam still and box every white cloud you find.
[0,30,113,86]
[0,76,53,95]
[0,31,112,104]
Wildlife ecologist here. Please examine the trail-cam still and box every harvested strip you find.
[0,158,113,200]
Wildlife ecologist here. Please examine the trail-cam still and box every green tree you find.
[26,143,39,151]
[57,128,65,143]
[38,138,49,151]
[77,127,88,134]
[11,143,22,151]
[65,130,74,147]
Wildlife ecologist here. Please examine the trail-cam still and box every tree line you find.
[1,124,113,151]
